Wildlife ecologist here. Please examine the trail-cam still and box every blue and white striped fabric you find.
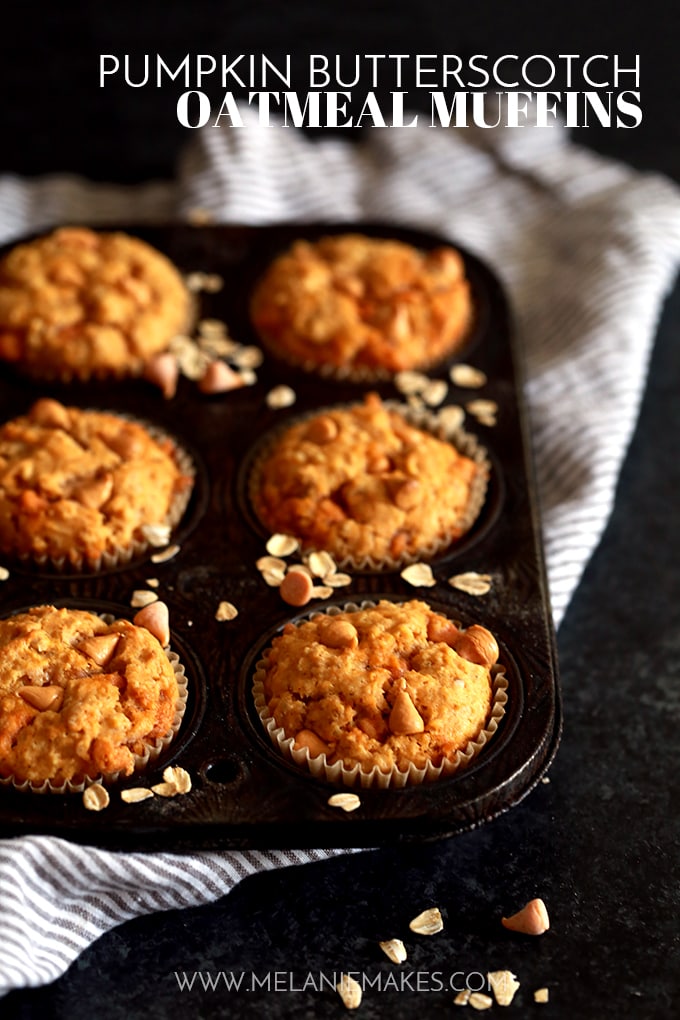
[1,109,680,996]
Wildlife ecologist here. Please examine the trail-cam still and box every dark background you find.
[1,2,680,1018]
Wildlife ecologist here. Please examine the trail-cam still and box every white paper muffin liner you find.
[0,623,189,796]
[252,600,508,790]
[9,410,195,574]
[247,399,489,571]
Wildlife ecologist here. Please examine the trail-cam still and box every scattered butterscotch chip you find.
[468,992,493,1011]
[151,544,181,564]
[310,584,333,600]
[141,523,172,548]
[400,562,436,588]
[0,566,9,581]
[437,404,465,431]
[151,781,178,797]
[279,569,314,606]
[215,601,238,622]
[144,351,179,400]
[133,600,171,647]
[488,970,520,1006]
[379,938,407,964]
[454,989,471,1006]
[422,379,448,407]
[266,533,299,557]
[130,589,159,609]
[145,578,160,588]
[198,359,244,394]
[323,572,352,588]
[266,384,296,409]
[450,364,487,388]
[409,907,444,935]
[336,974,362,1010]
[501,898,550,935]
[394,369,431,395]
[327,792,361,813]
[121,787,154,804]
[83,784,110,812]
[448,572,492,596]
[307,550,337,578]
[163,765,192,794]
[534,987,549,1004]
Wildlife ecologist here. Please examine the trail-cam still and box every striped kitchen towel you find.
[1,107,680,996]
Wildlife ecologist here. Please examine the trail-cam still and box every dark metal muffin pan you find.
[0,222,561,850]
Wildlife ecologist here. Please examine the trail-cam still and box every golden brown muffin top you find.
[261,600,498,774]
[250,233,471,374]
[0,605,179,784]
[253,393,482,564]
[0,227,192,379]
[0,399,193,567]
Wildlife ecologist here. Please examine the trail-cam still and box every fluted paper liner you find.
[252,600,508,790]
[247,399,489,571]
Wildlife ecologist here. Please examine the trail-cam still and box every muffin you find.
[0,605,183,788]
[254,599,506,787]
[250,233,472,377]
[0,398,193,570]
[0,227,193,380]
[251,393,487,567]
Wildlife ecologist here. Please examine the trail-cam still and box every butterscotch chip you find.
[0,228,193,380]
[251,234,471,374]
[253,394,483,565]
[260,600,496,776]
[0,605,179,785]
[0,403,192,569]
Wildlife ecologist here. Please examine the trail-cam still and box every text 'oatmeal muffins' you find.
[0,226,193,381]
[254,599,507,788]
[0,605,182,788]
[250,233,472,378]
[251,393,487,567]
[0,399,194,570]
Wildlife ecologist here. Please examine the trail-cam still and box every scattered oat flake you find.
[328,792,361,813]
[437,404,465,432]
[541,776,551,784]
[311,585,333,600]
[422,379,448,407]
[308,550,336,578]
[256,555,287,573]
[450,364,488,388]
[145,578,160,588]
[287,563,313,578]
[198,318,228,337]
[475,413,497,427]
[448,572,492,596]
[394,369,431,395]
[0,566,9,581]
[261,569,285,587]
[469,992,493,1011]
[488,970,520,1006]
[202,273,224,293]
[409,907,444,935]
[336,974,362,1010]
[454,989,471,1006]
[466,399,498,417]
[197,334,238,358]
[185,271,206,293]
[231,345,264,369]
[379,939,407,964]
[141,523,172,547]
[406,394,425,411]
[163,766,192,793]
[151,781,179,798]
[131,589,159,608]
[151,544,180,564]
[324,572,352,588]
[534,988,549,1003]
[83,785,109,811]
[215,601,238,622]
[401,563,436,588]
[266,384,296,409]
[266,534,299,557]
[121,788,154,804]
[186,207,215,225]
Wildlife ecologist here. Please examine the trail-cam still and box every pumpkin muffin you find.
[0,227,193,380]
[251,393,486,566]
[250,233,472,377]
[0,398,193,569]
[0,605,181,787]
[254,600,505,786]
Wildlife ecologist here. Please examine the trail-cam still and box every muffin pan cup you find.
[0,222,561,851]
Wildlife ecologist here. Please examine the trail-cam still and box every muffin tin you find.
[0,222,561,850]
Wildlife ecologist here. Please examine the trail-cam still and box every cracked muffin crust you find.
[0,605,180,785]
[251,393,484,565]
[259,600,499,776]
[250,233,472,375]
[0,399,193,568]
[0,227,192,380]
